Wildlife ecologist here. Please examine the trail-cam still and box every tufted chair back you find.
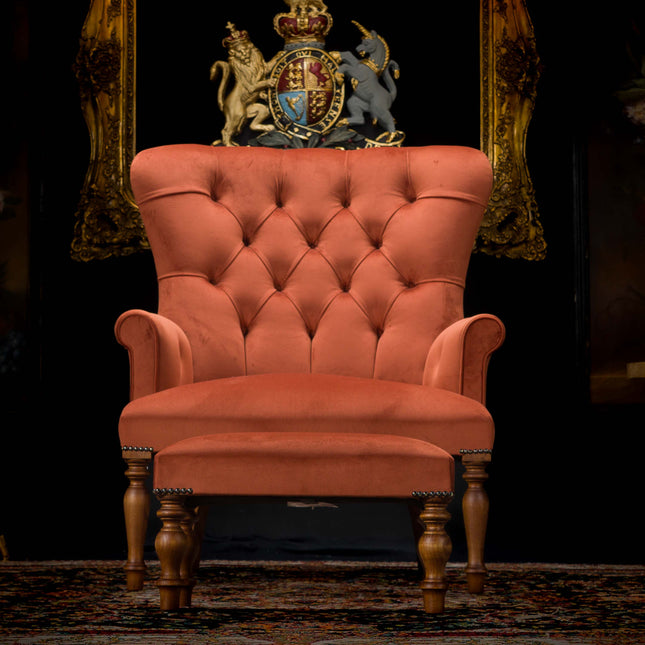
[130,144,492,385]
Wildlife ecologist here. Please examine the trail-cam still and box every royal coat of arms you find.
[210,0,404,149]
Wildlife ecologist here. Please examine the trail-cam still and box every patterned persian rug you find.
[0,560,643,644]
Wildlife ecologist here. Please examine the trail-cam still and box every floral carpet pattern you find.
[0,560,643,644]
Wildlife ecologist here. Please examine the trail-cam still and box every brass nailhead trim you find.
[153,488,194,497]
[122,446,154,452]
[459,449,492,455]
[411,491,454,499]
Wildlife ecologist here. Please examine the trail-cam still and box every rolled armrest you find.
[423,314,505,403]
[115,310,194,400]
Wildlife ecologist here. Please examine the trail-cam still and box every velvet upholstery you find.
[117,144,502,395]
[120,372,493,456]
[118,144,503,454]
[153,433,454,498]
[115,143,505,600]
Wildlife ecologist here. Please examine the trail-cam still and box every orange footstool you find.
[152,432,455,613]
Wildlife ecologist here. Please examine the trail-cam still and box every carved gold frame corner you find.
[72,0,148,262]
[72,0,545,261]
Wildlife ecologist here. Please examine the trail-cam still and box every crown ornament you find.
[222,22,250,49]
[273,0,332,47]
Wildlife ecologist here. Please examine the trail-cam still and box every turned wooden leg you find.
[462,451,491,594]
[123,451,152,591]
[416,493,453,614]
[156,495,192,611]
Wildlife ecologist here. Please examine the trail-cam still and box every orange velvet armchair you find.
[116,143,504,598]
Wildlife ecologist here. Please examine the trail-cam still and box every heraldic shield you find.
[268,48,344,139]
[209,0,404,148]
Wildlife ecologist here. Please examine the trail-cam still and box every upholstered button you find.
[307,328,315,339]
[373,239,382,249]
[340,281,350,292]
[375,327,383,338]
[242,235,250,246]
[406,280,415,288]
[308,240,317,249]
[274,282,283,291]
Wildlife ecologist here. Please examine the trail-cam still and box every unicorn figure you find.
[337,21,401,142]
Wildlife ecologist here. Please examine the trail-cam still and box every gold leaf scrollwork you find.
[478,0,546,260]
[72,0,148,262]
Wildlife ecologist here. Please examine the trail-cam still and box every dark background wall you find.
[1,1,643,564]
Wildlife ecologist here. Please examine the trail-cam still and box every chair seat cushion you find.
[153,432,454,498]
[119,373,493,455]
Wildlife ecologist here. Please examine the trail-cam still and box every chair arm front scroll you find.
[115,310,194,401]
[423,314,505,404]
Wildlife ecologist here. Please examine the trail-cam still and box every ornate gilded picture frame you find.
[73,0,144,262]
[479,0,545,261]
[72,0,545,262]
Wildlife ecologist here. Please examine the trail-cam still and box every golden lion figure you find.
[210,23,277,146]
